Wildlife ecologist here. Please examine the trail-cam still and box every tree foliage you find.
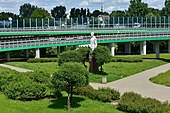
[92,46,111,72]
[127,0,149,17]
[31,8,51,18]
[19,3,37,18]
[0,12,18,20]
[58,50,82,66]
[52,62,89,111]
[161,0,170,16]
[51,5,66,18]
[110,10,126,17]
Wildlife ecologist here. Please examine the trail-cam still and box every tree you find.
[0,12,18,20]
[110,10,126,17]
[92,46,112,72]
[87,8,91,17]
[51,5,66,18]
[70,8,76,18]
[19,3,37,18]
[52,62,89,111]
[91,10,102,17]
[77,47,90,67]
[127,0,149,17]
[161,0,170,16]
[58,50,82,66]
[31,8,51,18]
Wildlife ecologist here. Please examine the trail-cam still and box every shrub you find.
[117,92,170,113]
[3,78,46,100]
[98,88,120,100]
[112,57,143,63]
[74,86,120,102]
[58,50,82,66]
[0,71,50,100]
[27,58,58,63]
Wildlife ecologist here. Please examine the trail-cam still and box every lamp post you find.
[8,17,12,28]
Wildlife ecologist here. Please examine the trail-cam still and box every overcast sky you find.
[0,0,165,14]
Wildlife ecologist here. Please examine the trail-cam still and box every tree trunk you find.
[89,54,99,73]
[70,86,73,104]
[67,93,70,112]
[100,65,103,72]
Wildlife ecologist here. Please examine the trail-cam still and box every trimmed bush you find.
[27,58,58,63]
[3,79,46,100]
[112,57,143,63]
[74,86,120,102]
[117,92,170,113]
[58,50,82,66]
[0,71,51,100]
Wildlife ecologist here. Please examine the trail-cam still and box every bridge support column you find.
[26,50,29,58]
[35,48,40,58]
[155,41,160,59]
[168,40,170,53]
[7,52,10,61]
[60,46,66,53]
[140,41,146,55]
[125,43,131,54]
[110,43,115,56]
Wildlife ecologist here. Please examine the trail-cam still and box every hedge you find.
[27,58,58,63]
[112,57,143,63]
[117,92,170,113]
[74,86,120,102]
[0,71,51,100]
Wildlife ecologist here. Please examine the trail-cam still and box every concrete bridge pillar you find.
[140,41,146,55]
[7,52,10,61]
[110,43,115,56]
[60,46,66,53]
[168,40,170,53]
[155,41,160,59]
[35,48,40,58]
[125,43,131,54]
[26,50,29,58]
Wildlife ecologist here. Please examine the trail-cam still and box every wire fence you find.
[0,17,170,30]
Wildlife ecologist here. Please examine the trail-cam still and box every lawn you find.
[150,70,170,87]
[6,60,166,83]
[90,60,166,83]
[0,93,122,113]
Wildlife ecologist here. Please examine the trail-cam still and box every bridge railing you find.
[0,17,170,31]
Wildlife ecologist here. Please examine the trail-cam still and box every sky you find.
[0,0,165,15]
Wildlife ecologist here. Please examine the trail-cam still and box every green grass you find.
[90,60,166,83]
[5,62,58,74]
[0,93,122,113]
[6,60,166,83]
[150,70,170,87]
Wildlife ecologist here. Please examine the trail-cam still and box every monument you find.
[89,32,98,73]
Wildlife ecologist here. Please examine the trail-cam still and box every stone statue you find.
[89,32,97,54]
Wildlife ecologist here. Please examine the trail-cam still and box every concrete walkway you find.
[0,64,33,72]
[90,63,170,102]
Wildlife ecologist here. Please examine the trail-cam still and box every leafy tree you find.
[52,62,89,111]
[19,3,37,18]
[110,10,126,17]
[91,10,102,17]
[58,50,82,66]
[31,8,51,18]
[70,8,76,18]
[92,46,112,72]
[161,0,170,16]
[0,12,18,20]
[87,8,91,17]
[51,5,66,18]
[146,8,160,17]
[77,47,90,67]
[127,0,149,17]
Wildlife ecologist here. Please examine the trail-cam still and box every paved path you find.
[0,64,33,72]
[90,63,170,102]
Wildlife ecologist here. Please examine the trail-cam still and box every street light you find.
[8,17,12,28]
